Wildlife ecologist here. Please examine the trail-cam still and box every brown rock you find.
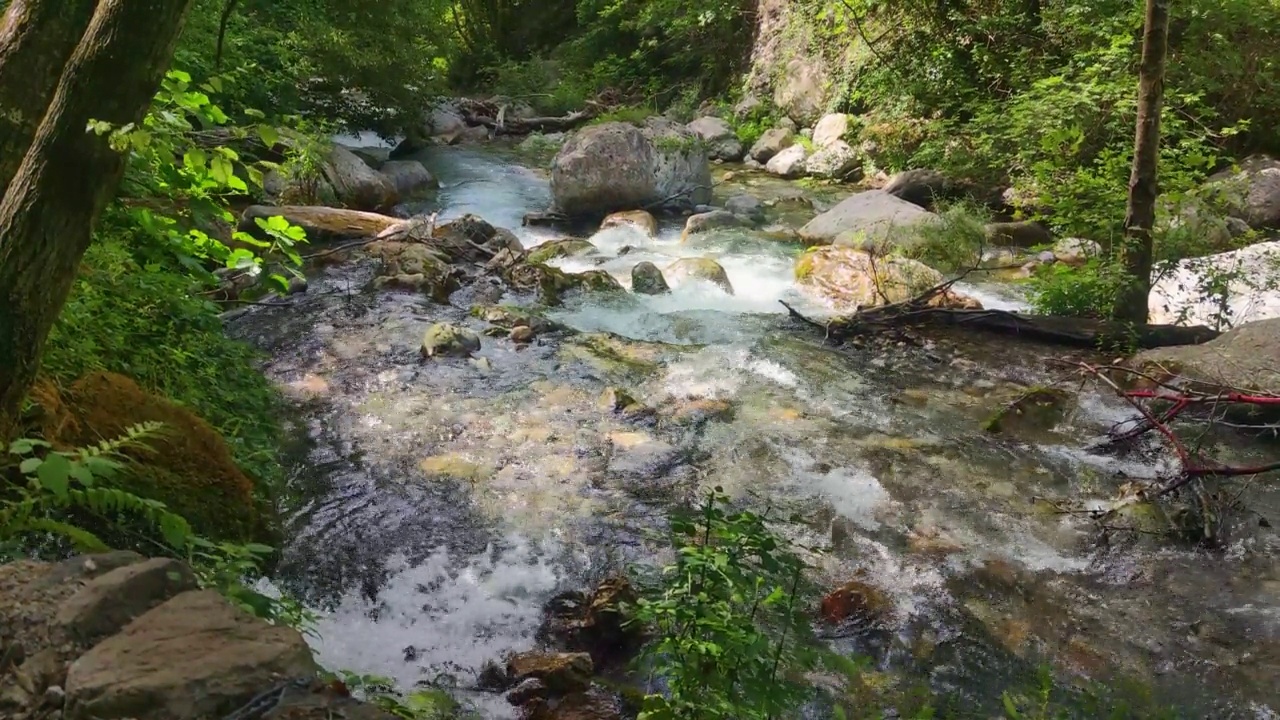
[510,325,536,344]
[600,210,658,238]
[525,688,624,720]
[55,558,197,643]
[65,590,318,720]
[820,576,891,628]
[505,652,592,695]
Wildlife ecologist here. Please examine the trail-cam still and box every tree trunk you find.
[0,0,196,438]
[1113,0,1172,324]
[0,0,99,195]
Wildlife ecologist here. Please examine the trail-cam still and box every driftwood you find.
[238,204,401,241]
[782,298,1220,350]
[461,108,595,136]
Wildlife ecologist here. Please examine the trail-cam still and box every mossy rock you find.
[33,372,265,542]
[982,387,1074,437]
[470,304,565,335]
[505,262,624,305]
[421,322,482,358]
[527,238,597,264]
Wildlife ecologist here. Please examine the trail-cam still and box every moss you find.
[794,248,820,280]
[526,238,596,264]
[35,372,265,542]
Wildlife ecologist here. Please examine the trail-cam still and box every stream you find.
[230,137,1280,718]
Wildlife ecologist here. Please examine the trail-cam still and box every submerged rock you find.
[820,577,892,629]
[798,190,939,252]
[550,119,711,217]
[724,193,766,223]
[528,238,597,264]
[982,387,1075,439]
[686,116,744,161]
[421,323,481,358]
[506,652,593,695]
[630,261,670,295]
[665,256,734,294]
[600,209,658,237]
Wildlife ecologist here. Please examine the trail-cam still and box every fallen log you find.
[461,109,595,136]
[238,204,401,241]
[782,301,1220,350]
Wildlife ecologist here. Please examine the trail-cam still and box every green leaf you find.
[37,453,73,497]
[18,457,42,475]
[257,125,281,148]
[183,148,207,171]
[69,462,96,486]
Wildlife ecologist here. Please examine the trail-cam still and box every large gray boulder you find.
[773,57,829,126]
[765,144,808,178]
[378,160,436,197]
[550,119,711,218]
[812,113,851,149]
[686,116,744,162]
[322,144,400,211]
[798,190,940,252]
[1205,154,1280,230]
[1148,240,1280,329]
[748,128,795,163]
[804,140,861,180]
[1133,317,1280,393]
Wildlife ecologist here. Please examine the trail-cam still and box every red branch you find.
[1062,361,1280,493]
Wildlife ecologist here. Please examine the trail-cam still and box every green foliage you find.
[629,488,817,720]
[1027,259,1126,319]
[1,424,194,559]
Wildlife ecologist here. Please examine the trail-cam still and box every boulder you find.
[665,257,734,294]
[64,590,318,720]
[55,559,197,643]
[681,210,750,242]
[773,57,829,126]
[686,116,744,162]
[748,128,795,163]
[1052,237,1102,266]
[804,140,861,181]
[795,246,980,312]
[522,688,624,720]
[348,146,390,169]
[820,578,891,628]
[428,104,469,144]
[882,168,956,209]
[28,373,263,541]
[1205,154,1280,229]
[765,144,808,178]
[812,113,851,148]
[321,144,400,212]
[630,262,671,295]
[600,210,658,237]
[367,241,461,303]
[550,119,711,217]
[421,323,482,358]
[501,263,624,305]
[1148,240,1280,328]
[528,238,597,264]
[724,194,766,223]
[506,652,593,695]
[378,160,436,197]
[985,220,1054,249]
[798,190,940,252]
[1132,317,1280,393]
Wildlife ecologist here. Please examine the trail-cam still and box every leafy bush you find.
[629,488,818,720]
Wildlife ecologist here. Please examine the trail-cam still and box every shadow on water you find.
[229,138,1279,719]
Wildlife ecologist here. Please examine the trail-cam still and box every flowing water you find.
[231,137,1280,718]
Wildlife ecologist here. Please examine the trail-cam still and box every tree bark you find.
[1113,0,1172,324]
[0,0,100,195]
[0,0,196,438]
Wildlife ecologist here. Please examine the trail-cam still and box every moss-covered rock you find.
[421,323,482,358]
[367,241,461,303]
[664,257,734,295]
[31,372,265,542]
[503,262,624,305]
[629,262,670,295]
[527,238,597,264]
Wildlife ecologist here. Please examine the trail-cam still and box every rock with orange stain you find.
[819,575,891,627]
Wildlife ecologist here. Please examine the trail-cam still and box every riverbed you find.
[230,138,1280,719]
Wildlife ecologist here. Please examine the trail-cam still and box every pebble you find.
[509,325,535,344]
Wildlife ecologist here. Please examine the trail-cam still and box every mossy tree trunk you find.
[0,0,196,440]
[0,0,100,194]
[1113,0,1171,325]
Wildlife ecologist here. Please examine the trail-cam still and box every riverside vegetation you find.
[1,0,1278,718]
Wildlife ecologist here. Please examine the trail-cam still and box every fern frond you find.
[19,517,109,552]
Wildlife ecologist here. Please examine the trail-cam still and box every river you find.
[229,137,1280,719]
